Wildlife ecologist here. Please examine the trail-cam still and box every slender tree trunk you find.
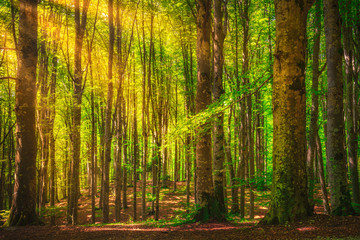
[132,85,138,221]
[69,0,90,225]
[239,0,255,219]
[225,107,239,214]
[140,0,148,219]
[307,0,321,210]
[38,34,50,212]
[0,120,4,210]
[342,0,360,205]
[99,105,105,210]
[315,133,330,214]
[102,0,115,223]
[49,46,57,225]
[324,0,354,215]
[213,0,227,216]
[88,37,97,223]
[114,112,122,221]
[114,0,124,222]
[173,82,178,192]
[122,110,128,210]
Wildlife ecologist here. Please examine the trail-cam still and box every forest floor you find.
[1,181,360,239]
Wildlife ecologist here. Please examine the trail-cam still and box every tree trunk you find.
[0,121,4,210]
[261,0,313,224]
[140,0,149,219]
[122,115,128,210]
[5,0,42,226]
[103,0,115,223]
[49,47,57,225]
[89,46,97,224]
[37,35,49,212]
[194,0,222,222]
[307,0,321,210]
[213,0,227,216]
[315,133,330,214]
[225,107,239,214]
[68,0,90,225]
[342,0,360,206]
[132,86,138,221]
[324,0,354,215]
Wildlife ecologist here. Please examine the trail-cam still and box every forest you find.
[0,0,360,239]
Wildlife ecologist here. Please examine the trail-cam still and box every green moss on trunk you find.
[4,210,43,227]
[193,192,226,222]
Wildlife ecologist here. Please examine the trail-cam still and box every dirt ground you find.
[1,182,360,240]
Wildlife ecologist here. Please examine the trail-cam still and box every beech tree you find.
[68,0,90,225]
[261,0,314,224]
[194,0,222,222]
[324,0,354,215]
[1,0,359,227]
[5,0,42,226]
[213,0,227,216]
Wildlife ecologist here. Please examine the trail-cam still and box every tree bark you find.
[307,0,321,210]
[37,34,49,212]
[261,0,313,224]
[213,0,227,216]
[342,0,360,206]
[315,133,330,214]
[194,0,222,222]
[324,0,354,215]
[102,0,115,223]
[68,0,90,225]
[49,47,57,225]
[5,0,42,226]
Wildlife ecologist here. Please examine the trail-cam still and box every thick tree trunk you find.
[5,0,42,226]
[324,0,354,215]
[261,0,313,224]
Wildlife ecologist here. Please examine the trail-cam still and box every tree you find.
[213,0,227,216]
[307,0,321,210]
[68,0,90,225]
[323,0,354,215]
[261,0,313,224]
[342,0,360,206]
[194,0,222,222]
[5,0,42,226]
[103,0,115,223]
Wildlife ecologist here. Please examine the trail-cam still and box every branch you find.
[185,0,196,21]
[0,76,18,81]
[229,74,272,110]
[319,61,327,75]
[0,47,18,51]
[0,123,16,146]
[169,71,272,141]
